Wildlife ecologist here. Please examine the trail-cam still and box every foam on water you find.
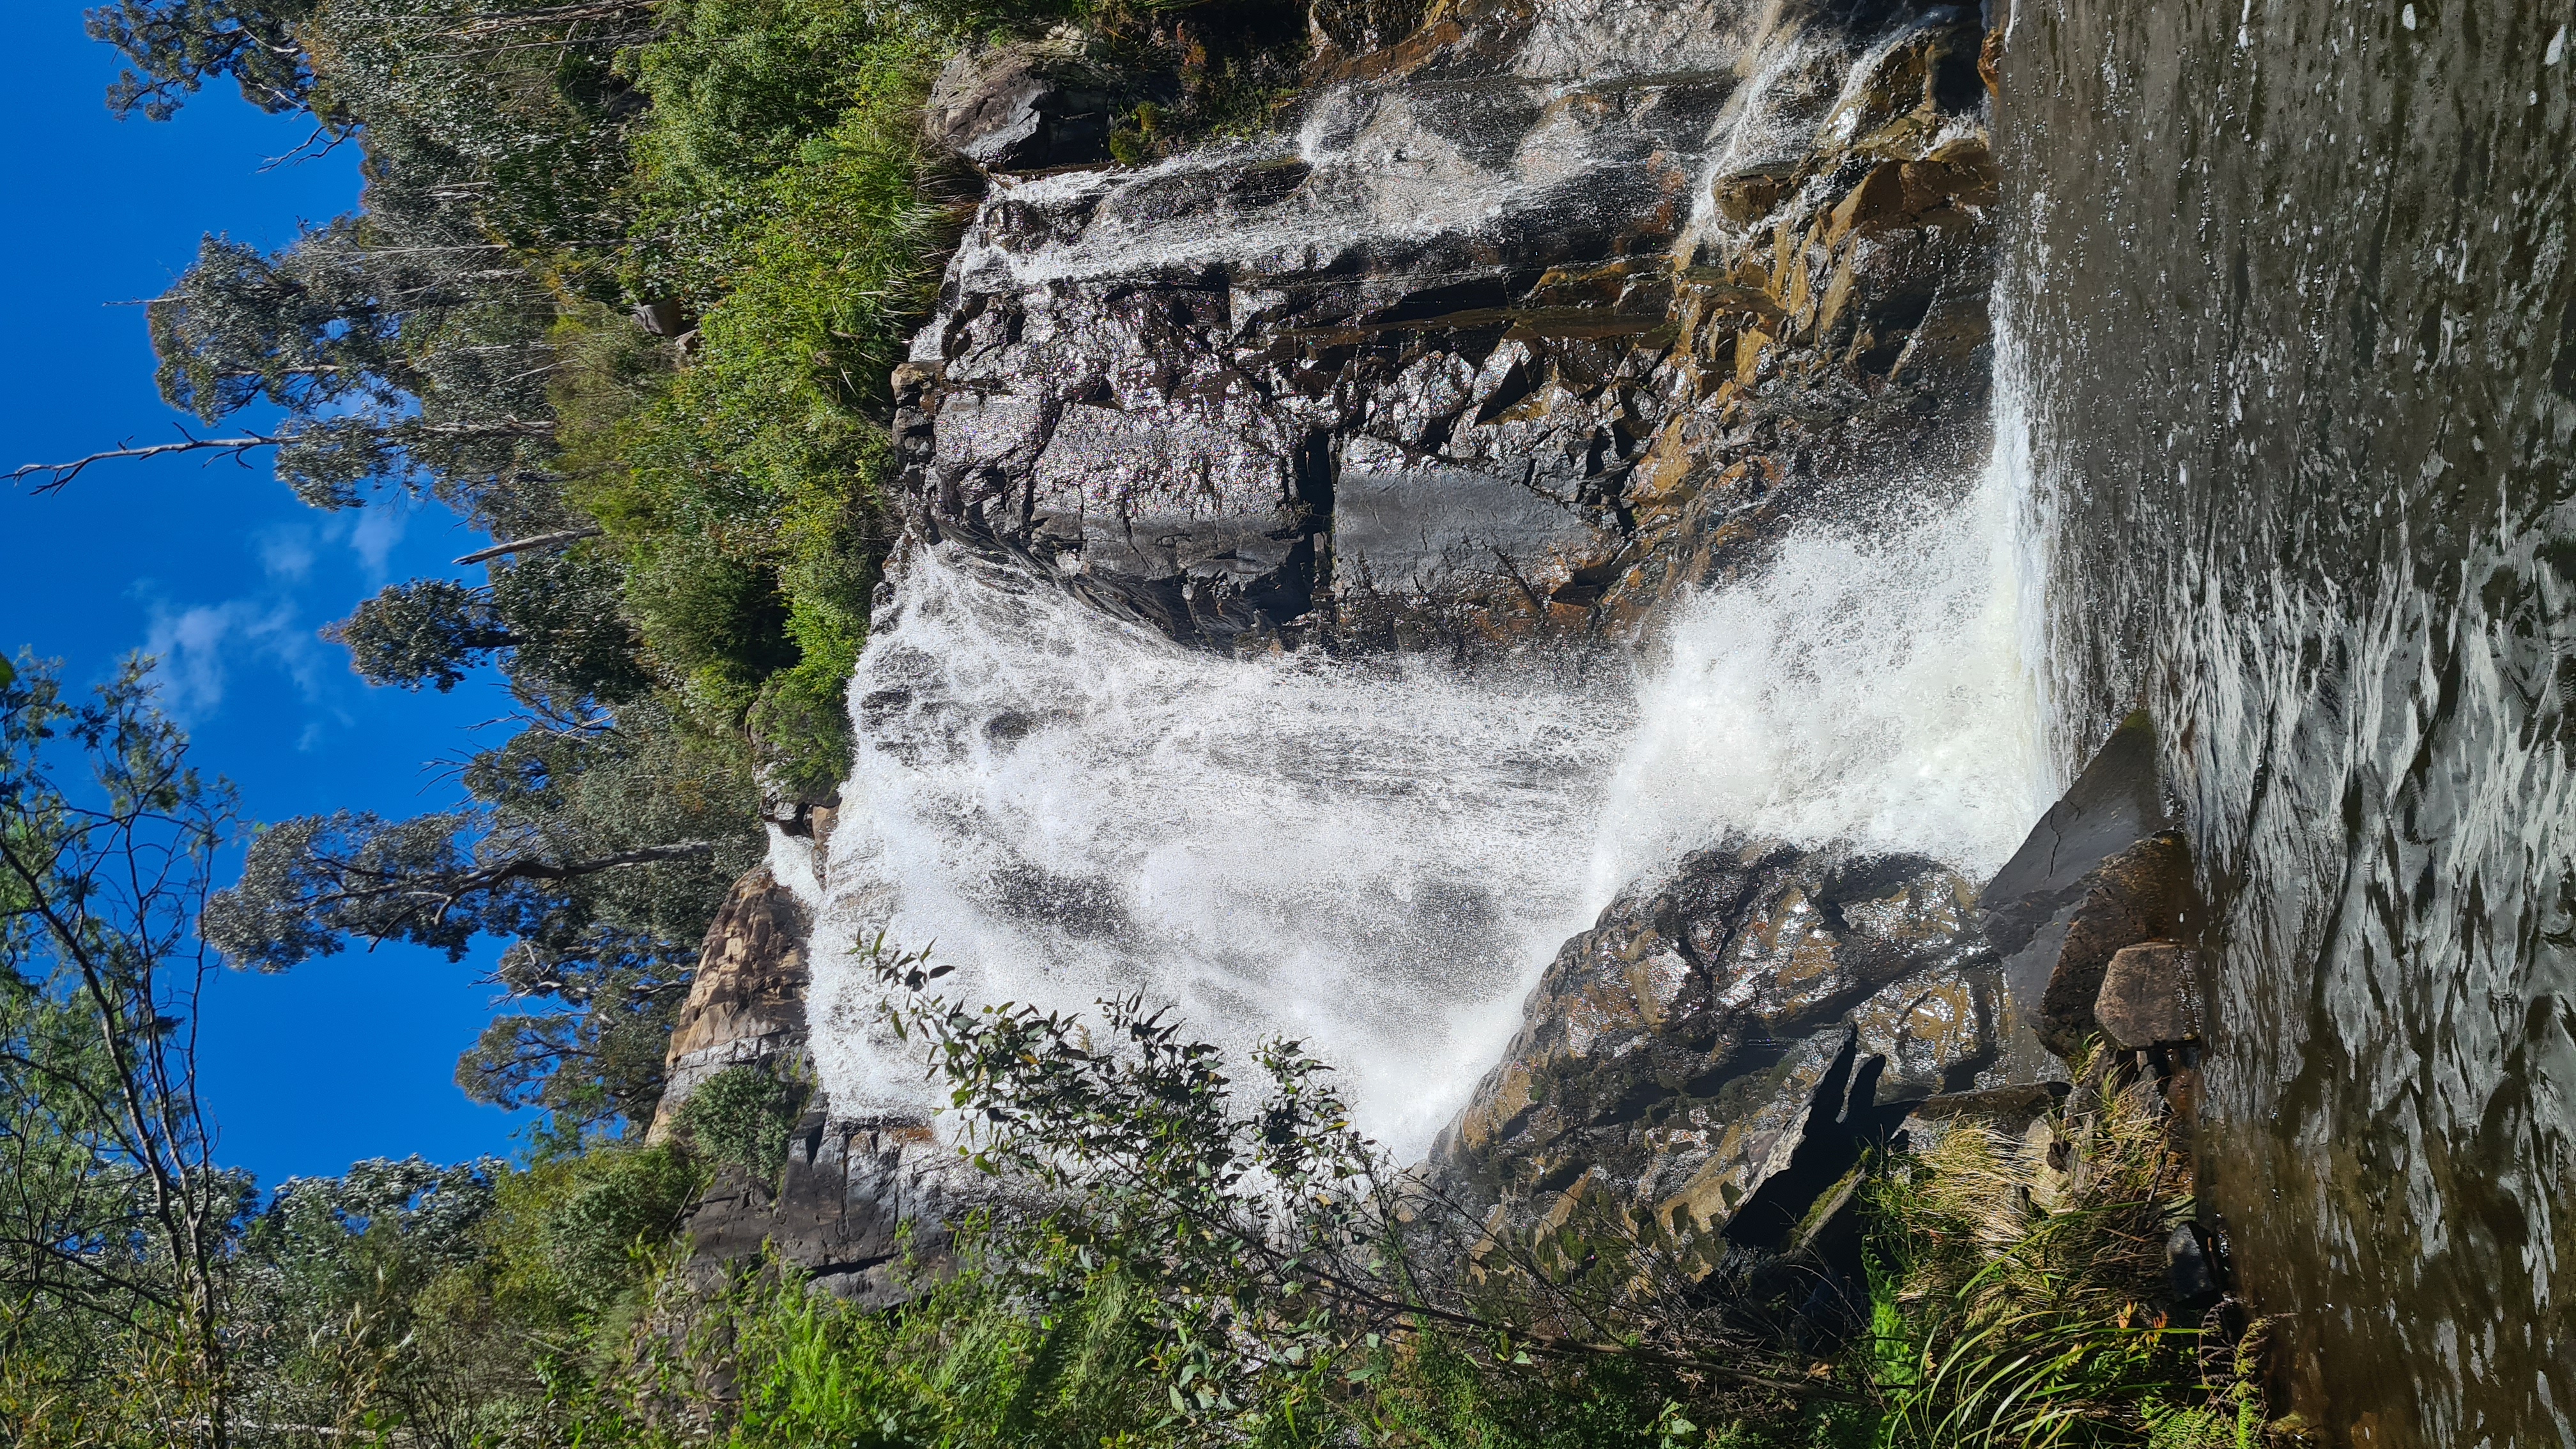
[807,456,2050,1160]
[1583,404,2057,913]
[804,553,1626,1156]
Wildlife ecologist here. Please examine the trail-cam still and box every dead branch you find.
[453,525,604,566]
[6,433,280,493]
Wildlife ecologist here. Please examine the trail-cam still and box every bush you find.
[624,533,801,707]
[675,1062,813,1186]
[1860,1051,2281,1448]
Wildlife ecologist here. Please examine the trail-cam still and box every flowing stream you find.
[1998,0,2575,1439]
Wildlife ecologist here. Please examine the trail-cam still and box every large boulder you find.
[1977,710,2194,1073]
[2093,942,2203,1051]
[1425,836,2000,1258]
[922,42,1121,172]
[2034,832,2193,1057]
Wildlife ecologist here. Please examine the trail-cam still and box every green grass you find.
[1857,1053,2284,1448]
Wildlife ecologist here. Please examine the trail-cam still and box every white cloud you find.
[137,594,326,721]
[256,525,318,583]
[340,502,409,576]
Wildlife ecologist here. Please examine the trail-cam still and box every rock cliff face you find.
[893,0,1998,652]
[656,837,971,1301]
[673,0,2055,1291]
[648,866,812,1144]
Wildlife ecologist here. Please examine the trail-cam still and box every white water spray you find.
[806,456,2050,1161]
[1581,446,2055,914]
[804,554,1625,1156]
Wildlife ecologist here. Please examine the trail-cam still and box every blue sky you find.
[2,8,532,1184]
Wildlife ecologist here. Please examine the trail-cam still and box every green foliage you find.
[519,1144,707,1315]
[564,1216,1876,1449]
[204,703,760,1138]
[585,20,941,781]
[0,656,246,1439]
[861,946,1835,1439]
[657,1227,1171,1448]
[88,0,319,121]
[325,578,518,693]
[623,533,801,702]
[675,1062,811,1186]
[227,1144,704,1441]
[1857,1057,2285,1448]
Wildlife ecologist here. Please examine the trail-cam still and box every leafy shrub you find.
[529,1144,707,1315]
[676,1062,813,1186]
[624,533,801,707]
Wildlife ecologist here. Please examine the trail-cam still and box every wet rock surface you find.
[2094,942,2202,1051]
[1425,836,1999,1257]
[726,0,2025,1303]
[893,0,2000,654]
[1976,710,2189,1075]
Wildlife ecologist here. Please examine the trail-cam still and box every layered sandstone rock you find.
[652,854,962,1300]
[648,866,812,1143]
[891,2,2000,654]
[1426,836,2000,1258]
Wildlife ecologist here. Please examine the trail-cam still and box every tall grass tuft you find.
[1860,1050,2280,1448]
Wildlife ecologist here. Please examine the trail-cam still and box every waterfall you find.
[1581,432,2055,917]
[802,451,2050,1160]
[804,549,1625,1156]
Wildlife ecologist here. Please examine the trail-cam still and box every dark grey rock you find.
[893,3,2000,653]
[923,43,1117,172]
[631,298,688,336]
[1979,710,2175,958]
[2166,1222,2221,1305]
[2093,941,2201,1049]
[1425,836,1998,1259]
[1979,711,2189,1074]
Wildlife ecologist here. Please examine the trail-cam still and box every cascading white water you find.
[803,554,1628,1155]
[803,433,2051,1160]
[1581,407,2058,915]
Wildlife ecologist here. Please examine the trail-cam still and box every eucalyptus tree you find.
[328,549,649,701]
[88,0,323,121]
[201,700,762,1137]
[0,656,249,1444]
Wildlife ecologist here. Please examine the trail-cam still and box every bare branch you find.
[6,433,280,493]
[257,119,356,172]
[452,526,604,566]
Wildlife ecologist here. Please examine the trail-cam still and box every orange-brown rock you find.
[2094,942,2204,1050]
[647,866,811,1143]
